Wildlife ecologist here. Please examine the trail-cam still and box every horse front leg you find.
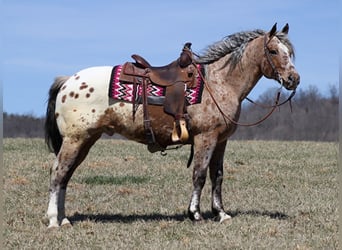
[188,134,217,221]
[209,139,231,223]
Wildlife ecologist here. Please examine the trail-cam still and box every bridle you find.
[244,35,296,110]
[193,34,296,127]
[264,34,282,84]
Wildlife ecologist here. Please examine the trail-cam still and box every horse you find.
[44,23,300,228]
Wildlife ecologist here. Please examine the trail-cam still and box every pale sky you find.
[2,0,339,116]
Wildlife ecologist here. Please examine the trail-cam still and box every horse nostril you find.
[288,74,300,86]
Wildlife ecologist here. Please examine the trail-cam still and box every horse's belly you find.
[102,104,175,146]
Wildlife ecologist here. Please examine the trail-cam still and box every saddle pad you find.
[108,64,204,105]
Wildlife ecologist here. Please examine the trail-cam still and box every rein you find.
[195,66,281,127]
[245,89,295,111]
[192,34,295,127]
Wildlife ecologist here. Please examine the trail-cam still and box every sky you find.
[2,0,339,117]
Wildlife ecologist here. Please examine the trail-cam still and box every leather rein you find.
[193,34,296,127]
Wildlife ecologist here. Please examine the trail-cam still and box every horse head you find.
[261,23,300,90]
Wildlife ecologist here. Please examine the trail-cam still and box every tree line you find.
[3,85,338,141]
[231,85,338,141]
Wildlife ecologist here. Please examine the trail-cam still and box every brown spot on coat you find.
[75,94,79,99]
[119,102,125,107]
[80,84,88,90]
[61,85,67,90]
[69,91,75,97]
[86,93,91,98]
[91,109,96,113]
[75,75,80,80]
[62,95,67,103]
[89,87,94,93]
[55,112,59,118]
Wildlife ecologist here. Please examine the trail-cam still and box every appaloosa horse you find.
[44,23,299,228]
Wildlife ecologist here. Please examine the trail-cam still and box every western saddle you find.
[118,43,197,149]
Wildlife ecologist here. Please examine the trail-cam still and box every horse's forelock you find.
[276,32,295,60]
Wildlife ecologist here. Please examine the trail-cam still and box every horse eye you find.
[269,50,278,55]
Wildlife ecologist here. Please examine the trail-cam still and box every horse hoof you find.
[189,211,203,221]
[61,218,72,227]
[219,213,231,223]
[47,224,60,230]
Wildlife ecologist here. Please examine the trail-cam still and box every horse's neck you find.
[207,37,264,102]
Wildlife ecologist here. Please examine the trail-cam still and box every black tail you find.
[45,76,69,155]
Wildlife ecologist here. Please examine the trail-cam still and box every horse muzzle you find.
[283,72,300,90]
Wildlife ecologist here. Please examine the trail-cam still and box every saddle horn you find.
[183,42,192,50]
[179,42,193,68]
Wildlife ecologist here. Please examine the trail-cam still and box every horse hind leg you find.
[45,134,101,228]
[209,139,231,223]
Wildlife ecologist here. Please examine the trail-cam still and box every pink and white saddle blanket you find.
[108,64,204,106]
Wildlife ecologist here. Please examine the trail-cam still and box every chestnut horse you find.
[44,23,299,228]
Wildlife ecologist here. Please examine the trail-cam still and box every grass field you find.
[3,138,338,249]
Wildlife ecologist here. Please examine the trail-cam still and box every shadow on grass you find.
[227,209,290,220]
[70,212,190,224]
[69,209,289,224]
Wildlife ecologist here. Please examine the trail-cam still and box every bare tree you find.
[232,85,338,141]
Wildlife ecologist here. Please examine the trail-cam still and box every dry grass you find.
[3,138,338,249]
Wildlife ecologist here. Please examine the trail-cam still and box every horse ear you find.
[281,23,289,34]
[269,23,277,38]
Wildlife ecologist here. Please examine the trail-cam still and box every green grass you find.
[3,138,338,249]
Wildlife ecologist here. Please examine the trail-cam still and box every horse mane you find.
[196,29,295,70]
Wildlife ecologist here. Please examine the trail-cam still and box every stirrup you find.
[171,119,189,143]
